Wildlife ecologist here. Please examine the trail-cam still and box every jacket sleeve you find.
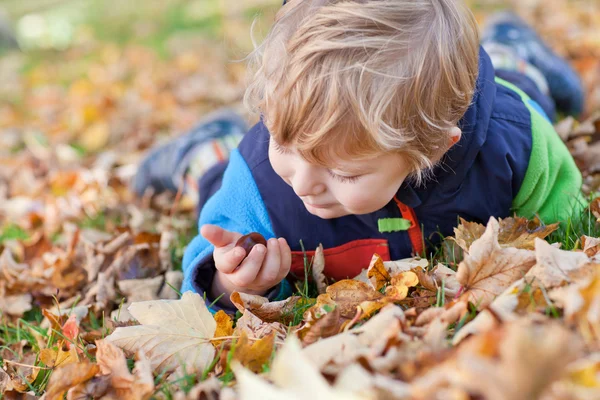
[495,77,587,223]
[181,149,292,313]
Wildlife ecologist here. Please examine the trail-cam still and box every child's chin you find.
[305,205,347,219]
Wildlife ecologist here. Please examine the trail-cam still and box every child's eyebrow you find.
[331,164,373,175]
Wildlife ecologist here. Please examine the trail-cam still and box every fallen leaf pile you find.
[1,0,600,398]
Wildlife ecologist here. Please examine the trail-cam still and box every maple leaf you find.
[105,291,217,376]
[456,217,537,309]
[452,216,558,252]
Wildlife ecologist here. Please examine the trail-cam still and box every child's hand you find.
[201,224,291,304]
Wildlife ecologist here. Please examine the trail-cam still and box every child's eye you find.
[271,140,292,154]
[327,170,361,184]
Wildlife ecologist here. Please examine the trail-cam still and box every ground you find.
[1,0,600,399]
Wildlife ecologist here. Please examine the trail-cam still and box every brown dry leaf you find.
[232,331,276,374]
[452,216,558,252]
[66,375,111,400]
[582,235,600,257]
[105,291,217,377]
[302,306,342,346]
[526,239,595,288]
[45,361,99,400]
[456,217,537,309]
[312,244,327,294]
[367,254,391,291]
[234,310,288,343]
[414,263,461,300]
[326,280,384,318]
[230,292,300,323]
[95,340,154,400]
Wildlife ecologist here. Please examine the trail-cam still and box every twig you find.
[4,360,51,370]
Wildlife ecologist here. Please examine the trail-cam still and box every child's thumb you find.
[200,224,240,248]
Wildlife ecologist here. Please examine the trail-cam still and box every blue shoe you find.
[481,12,585,116]
[132,109,247,197]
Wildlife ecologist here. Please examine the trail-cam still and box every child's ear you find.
[448,127,462,148]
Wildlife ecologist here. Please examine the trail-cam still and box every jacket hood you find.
[397,47,497,208]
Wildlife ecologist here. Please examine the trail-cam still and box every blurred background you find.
[0,0,598,234]
[0,0,598,158]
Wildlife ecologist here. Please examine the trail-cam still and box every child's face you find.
[269,138,411,219]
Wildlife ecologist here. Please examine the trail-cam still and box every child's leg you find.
[132,109,246,209]
[481,11,585,118]
[494,66,556,122]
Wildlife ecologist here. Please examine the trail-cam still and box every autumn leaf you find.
[452,216,558,252]
[105,291,217,376]
[385,271,419,300]
[367,254,391,291]
[45,361,99,400]
[213,310,234,346]
[456,217,537,309]
[234,336,369,400]
[326,280,384,318]
[230,292,300,324]
[301,306,342,345]
[232,331,276,374]
[312,244,327,294]
[526,239,595,287]
[95,340,154,400]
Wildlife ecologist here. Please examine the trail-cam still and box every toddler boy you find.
[134,0,585,311]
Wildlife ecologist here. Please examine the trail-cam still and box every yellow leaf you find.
[367,254,391,291]
[385,271,419,300]
[213,310,233,346]
[233,331,275,373]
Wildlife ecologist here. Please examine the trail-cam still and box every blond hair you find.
[245,0,480,184]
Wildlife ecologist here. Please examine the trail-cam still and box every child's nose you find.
[291,165,326,197]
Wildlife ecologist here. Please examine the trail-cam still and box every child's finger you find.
[276,238,292,281]
[214,246,246,274]
[228,244,267,287]
[201,224,241,248]
[255,238,282,284]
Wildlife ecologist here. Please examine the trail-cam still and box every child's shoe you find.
[481,11,585,116]
[132,109,247,197]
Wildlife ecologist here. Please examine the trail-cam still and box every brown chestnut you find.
[235,232,268,257]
